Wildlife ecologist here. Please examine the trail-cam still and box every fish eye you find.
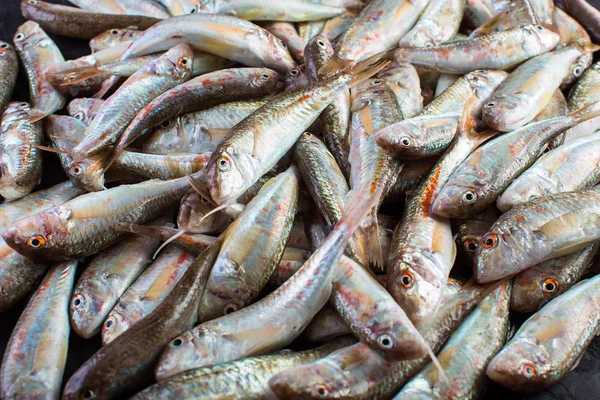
[223,303,238,315]
[172,337,184,347]
[161,120,172,128]
[262,73,272,79]
[178,57,189,67]
[279,39,287,48]
[400,137,411,147]
[377,333,394,350]
[464,238,478,253]
[190,8,196,13]
[0,43,8,49]
[72,294,84,308]
[73,111,84,120]
[28,0,38,4]
[26,235,45,248]
[573,66,583,77]
[372,79,383,85]
[520,363,537,377]
[485,101,497,108]
[14,33,24,41]
[70,164,83,176]
[312,385,329,397]
[535,25,544,31]
[317,39,326,49]
[19,102,28,108]
[81,389,95,399]
[104,317,115,329]
[462,191,477,203]
[289,69,298,76]
[482,234,498,249]
[542,278,558,293]
[111,29,119,35]
[217,156,231,172]
[400,271,414,289]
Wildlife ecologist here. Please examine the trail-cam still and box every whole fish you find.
[197,0,344,21]
[394,281,511,400]
[268,280,500,399]
[67,97,105,125]
[89,28,142,53]
[475,188,600,283]
[13,21,65,121]
[498,135,600,212]
[563,0,600,43]
[511,243,599,313]
[67,0,170,18]
[155,0,199,15]
[432,104,600,219]
[0,102,43,200]
[204,56,388,205]
[0,261,77,399]
[390,25,559,75]
[261,22,305,62]
[487,274,600,392]
[0,41,18,114]
[177,189,233,234]
[398,0,466,48]
[154,186,391,380]
[110,68,279,161]
[143,100,266,155]
[2,177,191,260]
[305,35,352,179]
[387,98,499,327]
[102,245,195,344]
[198,167,299,321]
[377,63,423,118]
[565,61,600,142]
[20,0,161,39]
[131,338,356,400]
[375,69,507,159]
[62,241,221,400]
[70,227,162,339]
[482,45,592,132]
[455,207,499,267]
[319,0,430,75]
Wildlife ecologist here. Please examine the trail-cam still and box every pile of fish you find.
[1,0,600,398]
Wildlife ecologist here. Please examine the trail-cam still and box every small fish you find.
[2,177,191,260]
[197,0,345,22]
[89,28,142,53]
[0,102,43,200]
[67,97,105,125]
[0,41,18,114]
[102,245,195,344]
[398,0,466,48]
[20,0,161,39]
[390,25,559,75]
[487,274,600,392]
[261,21,305,62]
[475,188,600,283]
[0,261,77,400]
[432,103,600,219]
[511,243,599,313]
[13,21,65,121]
[67,0,170,18]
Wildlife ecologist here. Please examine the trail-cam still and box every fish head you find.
[431,177,486,219]
[257,28,296,73]
[486,339,552,392]
[374,120,423,158]
[2,101,32,125]
[390,252,444,327]
[68,98,104,126]
[101,310,128,345]
[155,329,215,380]
[69,283,106,339]
[269,361,350,399]
[89,28,141,53]
[160,43,194,80]
[482,94,531,132]
[521,25,560,53]
[285,65,308,90]
[13,21,47,52]
[2,207,70,261]
[563,52,592,86]
[207,146,256,205]
[510,260,563,313]
[67,157,106,192]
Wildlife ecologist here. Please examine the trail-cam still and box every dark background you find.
[1,1,600,399]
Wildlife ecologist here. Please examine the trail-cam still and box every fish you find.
[62,240,222,400]
[261,22,305,62]
[0,40,18,114]
[196,0,345,21]
[20,0,161,39]
[198,166,299,321]
[387,97,499,327]
[498,135,600,212]
[394,281,511,400]
[563,0,600,44]
[142,100,266,155]
[0,260,77,399]
[432,103,600,219]
[102,245,195,344]
[487,274,600,392]
[154,184,387,380]
[67,0,170,18]
[204,56,388,206]
[67,97,105,125]
[482,45,594,132]
[89,28,142,53]
[375,69,507,159]
[319,0,430,75]
[70,223,163,339]
[13,21,65,121]
[109,68,279,163]
[2,177,191,260]
[511,243,599,313]
[305,35,352,179]
[398,0,466,48]
[390,24,559,75]
[131,338,356,400]
[565,61,600,142]
[0,102,43,200]
[475,188,600,283]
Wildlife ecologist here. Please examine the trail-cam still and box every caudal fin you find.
[361,208,385,270]
[337,185,386,241]
[318,55,354,78]
[348,54,390,87]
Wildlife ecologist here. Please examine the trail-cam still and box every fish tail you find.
[348,54,391,87]
[318,55,355,78]
[337,184,385,240]
[361,208,385,270]
[569,101,600,125]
